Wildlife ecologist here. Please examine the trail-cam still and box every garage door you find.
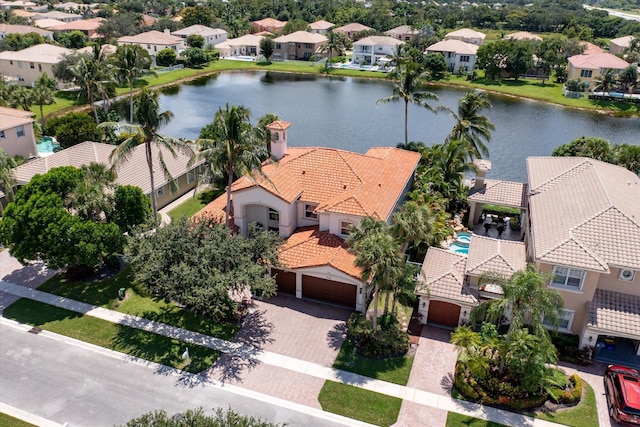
[272,269,296,295]
[302,275,356,308]
[427,300,461,328]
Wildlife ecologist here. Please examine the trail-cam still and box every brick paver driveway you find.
[206,295,352,408]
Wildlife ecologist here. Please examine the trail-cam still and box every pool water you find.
[37,136,60,156]
[457,232,472,244]
[449,242,470,254]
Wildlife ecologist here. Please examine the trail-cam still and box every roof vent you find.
[343,184,347,189]
[302,170,305,174]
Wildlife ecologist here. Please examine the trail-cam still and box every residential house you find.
[33,18,66,30]
[609,35,636,56]
[505,31,542,42]
[0,106,37,159]
[580,41,605,56]
[333,23,373,40]
[50,17,104,38]
[444,28,486,46]
[215,34,264,58]
[12,141,204,210]
[0,0,37,10]
[309,20,334,34]
[32,11,81,23]
[425,39,478,74]
[117,30,185,57]
[0,43,72,88]
[419,156,640,366]
[567,52,629,90]
[0,24,53,40]
[352,35,404,65]
[197,121,421,311]
[172,25,227,47]
[10,9,36,19]
[273,31,327,61]
[384,25,418,42]
[251,17,286,33]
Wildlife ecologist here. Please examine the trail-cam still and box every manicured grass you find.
[332,338,414,385]
[168,195,208,221]
[0,413,37,427]
[318,380,402,427]
[525,381,598,427]
[3,299,219,373]
[446,412,506,427]
[38,266,239,341]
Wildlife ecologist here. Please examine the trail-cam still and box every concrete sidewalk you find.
[0,280,564,427]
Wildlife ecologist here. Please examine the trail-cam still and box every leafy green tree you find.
[122,407,285,427]
[613,143,640,175]
[190,104,269,227]
[46,113,102,149]
[130,218,280,321]
[593,68,618,95]
[377,61,440,146]
[0,32,44,51]
[32,72,57,127]
[97,12,144,41]
[111,45,153,123]
[446,90,495,160]
[619,64,638,97]
[106,89,187,224]
[181,6,215,27]
[109,185,152,233]
[0,166,125,271]
[259,37,274,64]
[184,47,208,67]
[7,85,32,111]
[186,34,205,48]
[391,200,436,253]
[156,48,177,66]
[283,19,310,34]
[56,30,86,49]
[0,148,17,204]
[423,53,448,79]
[53,52,90,84]
[552,136,614,162]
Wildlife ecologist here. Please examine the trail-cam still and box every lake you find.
[137,71,640,182]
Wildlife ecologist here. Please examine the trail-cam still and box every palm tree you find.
[446,90,495,160]
[0,148,17,204]
[68,162,116,222]
[593,68,618,95]
[9,85,32,111]
[106,89,187,224]
[391,200,436,254]
[111,45,153,123]
[377,61,440,146]
[320,30,348,71]
[71,57,114,123]
[619,64,638,98]
[257,113,280,152]
[190,104,270,226]
[32,73,57,127]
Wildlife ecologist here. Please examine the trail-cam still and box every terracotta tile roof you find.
[384,25,418,36]
[172,25,227,37]
[527,157,640,271]
[610,35,635,49]
[426,39,479,55]
[223,34,264,47]
[417,247,478,304]
[231,147,420,221]
[50,17,103,31]
[0,43,71,64]
[579,41,604,55]
[0,106,35,131]
[266,120,291,131]
[309,20,334,30]
[0,24,52,37]
[118,30,183,46]
[252,18,286,28]
[194,193,236,230]
[568,52,629,70]
[33,10,77,20]
[468,179,528,209]
[355,36,404,47]
[445,28,486,40]
[334,23,372,33]
[465,235,526,277]
[33,18,66,29]
[505,31,542,41]
[273,31,327,44]
[587,289,640,339]
[278,226,362,279]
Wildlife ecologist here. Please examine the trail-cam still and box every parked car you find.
[604,365,640,426]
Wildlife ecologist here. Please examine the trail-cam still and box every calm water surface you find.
[150,72,640,182]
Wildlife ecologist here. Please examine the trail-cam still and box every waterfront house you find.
[0,43,71,88]
[172,25,227,47]
[309,20,334,34]
[0,106,37,159]
[425,39,478,74]
[384,25,419,42]
[197,121,421,311]
[352,35,404,66]
[251,17,286,33]
[215,34,264,58]
[566,52,629,90]
[333,23,373,40]
[0,23,53,41]
[117,30,185,58]
[444,28,486,46]
[272,31,327,61]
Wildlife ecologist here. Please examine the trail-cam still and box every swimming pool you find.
[449,242,470,255]
[456,232,472,244]
[36,136,59,157]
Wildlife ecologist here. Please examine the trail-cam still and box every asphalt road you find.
[0,320,368,427]
[583,5,640,21]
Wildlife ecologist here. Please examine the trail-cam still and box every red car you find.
[605,365,640,426]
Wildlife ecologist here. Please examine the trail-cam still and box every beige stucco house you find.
[0,106,37,159]
[215,34,264,58]
[0,43,71,88]
[0,24,53,41]
[251,17,286,33]
[273,31,327,61]
[50,17,104,38]
[333,23,373,40]
[418,156,640,362]
[609,35,636,56]
[198,121,421,312]
[309,20,334,34]
[444,28,486,46]
[566,52,629,90]
[384,25,419,42]
[172,25,227,47]
[425,39,479,74]
[32,10,80,22]
[117,30,185,57]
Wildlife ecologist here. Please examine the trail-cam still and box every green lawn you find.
[332,338,414,385]
[318,380,402,427]
[446,412,507,427]
[3,299,219,373]
[168,195,208,221]
[525,381,599,427]
[0,413,36,427]
[38,266,239,341]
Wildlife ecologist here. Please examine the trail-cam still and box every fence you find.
[155,64,185,74]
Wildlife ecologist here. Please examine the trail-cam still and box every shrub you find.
[551,374,583,404]
[156,48,177,66]
[346,313,410,358]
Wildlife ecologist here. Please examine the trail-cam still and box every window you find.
[9,60,13,65]
[551,266,585,291]
[304,204,318,219]
[38,64,42,72]
[18,75,24,82]
[268,208,279,221]
[460,55,470,62]
[580,69,593,78]
[30,62,34,69]
[156,186,164,197]
[0,130,5,139]
[187,170,196,184]
[304,43,312,49]
[147,44,151,49]
[16,125,25,138]
[340,221,354,236]
[275,43,281,49]
[542,309,574,331]
[18,61,23,68]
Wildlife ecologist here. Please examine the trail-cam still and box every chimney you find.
[472,159,491,191]
[164,28,171,35]
[266,120,291,160]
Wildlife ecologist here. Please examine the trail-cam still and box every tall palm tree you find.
[111,44,153,123]
[71,57,115,123]
[107,89,187,224]
[190,104,269,226]
[619,64,638,98]
[446,90,495,160]
[0,148,17,204]
[32,72,57,127]
[320,29,348,71]
[256,112,280,153]
[67,162,116,222]
[377,61,440,146]
[593,68,618,96]
[8,85,32,111]
[391,200,436,254]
